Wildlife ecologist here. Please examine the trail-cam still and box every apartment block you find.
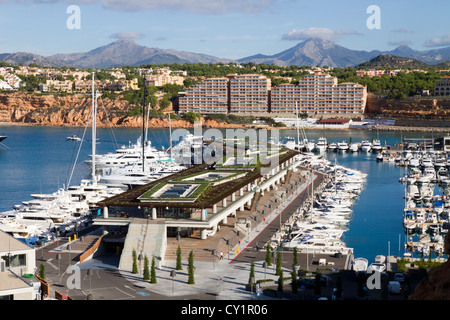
[178,77,229,114]
[434,76,450,96]
[40,80,73,92]
[228,74,271,114]
[271,70,367,114]
[144,74,185,87]
[270,83,301,113]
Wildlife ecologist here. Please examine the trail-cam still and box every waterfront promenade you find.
[34,165,359,301]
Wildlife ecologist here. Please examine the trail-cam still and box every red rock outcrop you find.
[0,92,248,129]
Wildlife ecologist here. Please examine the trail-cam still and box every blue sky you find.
[0,0,449,60]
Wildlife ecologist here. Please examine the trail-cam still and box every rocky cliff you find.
[408,232,450,300]
[0,92,241,129]
[366,95,450,120]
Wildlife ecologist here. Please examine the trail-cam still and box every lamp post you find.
[56,253,61,276]
[211,249,216,270]
[170,270,176,295]
[87,268,94,295]
[67,244,71,266]
[138,254,143,276]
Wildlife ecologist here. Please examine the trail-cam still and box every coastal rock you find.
[0,92,250,129]
[408,232,450,300]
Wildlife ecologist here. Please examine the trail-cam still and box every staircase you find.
[119,218,167,271]
[249,191,262,212]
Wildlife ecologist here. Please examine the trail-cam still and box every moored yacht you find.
[371,139,382,152]
[315,137,327,152]
[360,140,372,152]
[337,141,349,151]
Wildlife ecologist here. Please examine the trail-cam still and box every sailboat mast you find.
[295,102,300,148]
[91,72,96,184]
[169,113,173,160]
[142,83,146,172]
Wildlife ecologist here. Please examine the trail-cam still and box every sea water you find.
[0,125,447,262]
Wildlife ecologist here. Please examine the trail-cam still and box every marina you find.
[1,125,449,265]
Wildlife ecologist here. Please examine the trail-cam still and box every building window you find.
[2,254,26,268]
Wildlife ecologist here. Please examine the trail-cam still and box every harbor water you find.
[0,125,448,263]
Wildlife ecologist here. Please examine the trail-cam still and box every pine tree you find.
[291,269,298,294]
[275,251,282,276]
[39,263,45,280]
[265,243,272,266]
[176,245,183,270]
[151,255,157,284]
[131,249,138,274]
[248,260,255,285]
[293,247,298,267]
[188,250,195,284]
[277,269,284,292]
[143,255,150,281]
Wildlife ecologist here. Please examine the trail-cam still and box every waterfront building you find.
[178,77,229,114]
[270,83,302,113]
[271,70,367,115]
[228,74,271,114]
[434,76,450,96]
[95,142,299,269]
[0,231,38,300]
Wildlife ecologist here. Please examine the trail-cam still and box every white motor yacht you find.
[349,143,359,152]
[371,139,382,152]
[315,137,327,153]
[337,141,349,151]
[327,142,337,151]
[352,257,369,272]
[360,140,372,152]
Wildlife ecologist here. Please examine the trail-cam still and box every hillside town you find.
[0,63,450,118]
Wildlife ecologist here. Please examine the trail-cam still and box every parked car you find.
[394,273,405,283]
[388,281,401,294]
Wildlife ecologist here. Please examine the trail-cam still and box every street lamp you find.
[56,253,61,276]
[170,270,176,295]
[211,249,216,270]
[87,268,94,295]
[67,244,71,266]
[138,254,143,276]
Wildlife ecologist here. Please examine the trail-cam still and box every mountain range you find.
[1,38,450,69]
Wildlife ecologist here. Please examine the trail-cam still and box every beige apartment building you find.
[271,70,367,114]
[178,77,229,114]
[434,76,450,96]
[228,74,271,114]
[144,74,185,87]
[178,70,366,115]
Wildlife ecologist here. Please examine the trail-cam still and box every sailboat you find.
[98,87,187,189]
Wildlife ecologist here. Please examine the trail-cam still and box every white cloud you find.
[391,28,413,34]
[424,34,450,48]
[110,31,144,40]
[387,40,412,47]
[281,27,361,41]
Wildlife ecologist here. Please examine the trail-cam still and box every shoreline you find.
[1,121,449,134]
